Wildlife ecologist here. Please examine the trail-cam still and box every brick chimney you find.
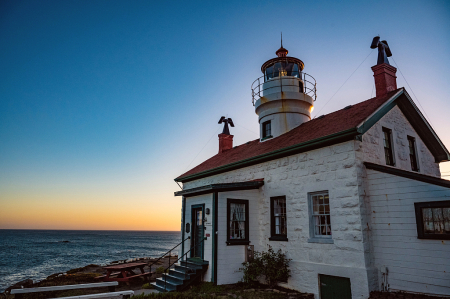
[218,134,233,153]
[372,63,397,98]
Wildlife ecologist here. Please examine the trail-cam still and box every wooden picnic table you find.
[100,262,153,283]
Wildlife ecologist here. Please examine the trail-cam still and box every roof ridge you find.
[176,88,402,181]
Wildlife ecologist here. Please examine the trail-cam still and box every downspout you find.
[212,192,218,284]
[181,196,186,257]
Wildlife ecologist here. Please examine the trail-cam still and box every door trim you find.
[190,204,205,259]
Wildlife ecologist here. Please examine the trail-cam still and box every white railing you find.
[251,73,317,105]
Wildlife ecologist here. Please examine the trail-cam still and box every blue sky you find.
[1,0,449,230]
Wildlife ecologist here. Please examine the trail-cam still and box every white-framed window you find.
[308,191,333,243]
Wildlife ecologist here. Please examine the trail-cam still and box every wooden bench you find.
[94,272,121,280]
[10,281,134,299]
[129,271,154,280]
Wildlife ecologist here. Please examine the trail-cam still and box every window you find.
[270,196,288,241]
[382,127,395,166]
[262,121,272,139]
[407,136,419,172]
[227,199,249,245]
[308,191,333,243]
[415,201,450,240]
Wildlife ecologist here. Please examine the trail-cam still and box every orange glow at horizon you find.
[0,192,181,231]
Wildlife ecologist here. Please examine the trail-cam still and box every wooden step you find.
[151,282,173,293]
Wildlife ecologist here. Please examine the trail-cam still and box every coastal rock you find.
[5,279,33,293]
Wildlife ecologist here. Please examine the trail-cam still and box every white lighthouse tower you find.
[252,40,316,141]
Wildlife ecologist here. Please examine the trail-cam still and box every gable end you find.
[357,89,450,163]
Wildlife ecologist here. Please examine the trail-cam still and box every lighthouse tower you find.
[251,41,316,141]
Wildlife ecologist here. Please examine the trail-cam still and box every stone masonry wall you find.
[184,140,371,299]
[361,106,440,177]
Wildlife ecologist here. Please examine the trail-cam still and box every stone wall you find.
[184,140,372,299]
[361,106,440,177]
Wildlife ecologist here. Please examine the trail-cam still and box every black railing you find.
[251,73,317,105]
[148,236,190,274]
[162,237,207,290]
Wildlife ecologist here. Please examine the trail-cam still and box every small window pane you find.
[416,201,450,239]
[311,192,332,238]
[230,203,246,239]
[265,65,274,80]
[262,121,271,138]
[291,64,299,78]
[197,210,202,225]
[271,197,287,237]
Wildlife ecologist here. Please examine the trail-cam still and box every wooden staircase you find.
[152,259,209,292]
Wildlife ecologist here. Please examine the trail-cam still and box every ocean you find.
[0,230,181,292]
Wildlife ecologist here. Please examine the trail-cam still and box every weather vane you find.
[370,36,392,65]
[218,116,234,135]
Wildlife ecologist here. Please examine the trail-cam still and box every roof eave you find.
[365,162,450,188]
[174,180,265,197]
[175,127,359,183]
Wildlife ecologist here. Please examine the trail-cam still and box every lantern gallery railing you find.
[251,72,317,106]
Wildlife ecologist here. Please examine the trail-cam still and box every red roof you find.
[176,89,401,181]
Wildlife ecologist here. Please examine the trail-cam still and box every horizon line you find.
[0,228,181,232]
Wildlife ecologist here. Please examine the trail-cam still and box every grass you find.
[130,282,305,299]
[142,283,154,289]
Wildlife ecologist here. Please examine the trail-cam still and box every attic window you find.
[408,136,419,172]
[382,127,395,166]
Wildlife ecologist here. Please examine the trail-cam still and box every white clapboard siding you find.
[366,169,450,296]
[216,190,260,285]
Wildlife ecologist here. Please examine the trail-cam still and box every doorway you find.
[319,274,352,299]
[191,205,204,259]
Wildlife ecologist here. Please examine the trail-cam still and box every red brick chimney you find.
[372,63,397,98]
[218,134,233,153]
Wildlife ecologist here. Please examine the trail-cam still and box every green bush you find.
[239,245,291,288]
[156,266,166,274]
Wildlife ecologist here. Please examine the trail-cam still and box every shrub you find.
[156,266,166,274]
[142,282,153,289]
[239,245,291,288]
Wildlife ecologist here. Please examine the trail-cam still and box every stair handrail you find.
[163,237,207,291]
[148,236,190,273]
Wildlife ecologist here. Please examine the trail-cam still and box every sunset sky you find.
[1,0,449,231]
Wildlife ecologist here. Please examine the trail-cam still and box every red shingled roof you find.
[176,89,401,181]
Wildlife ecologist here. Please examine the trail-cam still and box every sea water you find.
[0,230,181,292]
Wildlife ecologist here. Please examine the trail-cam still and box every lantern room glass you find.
[265,62,300,81]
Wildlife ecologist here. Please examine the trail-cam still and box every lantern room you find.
[251,42,317,141]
